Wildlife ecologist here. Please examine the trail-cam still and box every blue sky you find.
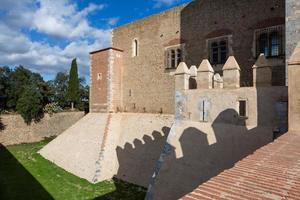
[0,0,191,82]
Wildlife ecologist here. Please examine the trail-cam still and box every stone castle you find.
[90,0,285,114]
[39,0,300,199]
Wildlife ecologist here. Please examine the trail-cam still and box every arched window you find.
[133,39,138,57]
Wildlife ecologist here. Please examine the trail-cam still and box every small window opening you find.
[129,89,132,97]
[160,108,163,114]
[239,100,247,117]
[133,39,138,57]
[97,73,102,80]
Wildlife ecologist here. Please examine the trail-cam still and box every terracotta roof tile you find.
[181,133,300,200]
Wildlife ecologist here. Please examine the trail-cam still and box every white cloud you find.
[33,0,105,39]
[0,0,114,81]
[107,17,120,26]
[153,0,180,8]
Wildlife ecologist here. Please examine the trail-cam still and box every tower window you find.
[165,46,183,69]
[97,73,102,80]
[255,25,284,57]
[209,38,229,65]
[132,39,138,57]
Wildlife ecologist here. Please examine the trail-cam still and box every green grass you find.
[0,139,146,200]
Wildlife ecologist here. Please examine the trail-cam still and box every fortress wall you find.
[181,0,285,86]
[90,50,110,112]
[0,112,84,146]
[112,0,285,115]
[148,121,274,200]
[113,6,184,114]
[185,86,288,127]
[96,113,174,186]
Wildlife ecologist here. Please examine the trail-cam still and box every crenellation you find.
[174,62,190,91]
[222,56,241,89]
[213,73,223,89]
[253,54,272,87]
[196,59,214,89]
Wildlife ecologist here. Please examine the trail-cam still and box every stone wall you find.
[112,0,285,114]
[148,121,274,200]
[288,41,300,131]
[38,112,174,185]
[113,6,183,114]
[0,112,84,146]
[185,87,288,128]
[286,0,300,59]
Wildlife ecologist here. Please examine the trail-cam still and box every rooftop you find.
[182,132,300,200]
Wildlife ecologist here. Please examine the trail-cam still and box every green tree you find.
[16,85,43,124]
[77,77,89,111]
[67,59,79,110]
[5,66,48,110]
[0,66,11,110]
[48,72,69,108]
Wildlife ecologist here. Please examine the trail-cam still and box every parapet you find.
[213,73,223,89]
[175,62,190,91]
[197,59,214,89]
[253,54,272,87]
[222,56,240,88]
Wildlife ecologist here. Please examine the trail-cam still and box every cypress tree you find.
[67,58,79,110]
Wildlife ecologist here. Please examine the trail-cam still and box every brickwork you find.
[90,48,123,113]
[109,0,285,114]
[90,50,109,112]
[110,50,123,112]
[182,132,300,200]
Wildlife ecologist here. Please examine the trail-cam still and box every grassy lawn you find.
[0,139,146,200]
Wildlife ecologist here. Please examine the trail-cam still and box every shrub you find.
[43,102,63,116]
[16,85,43,124]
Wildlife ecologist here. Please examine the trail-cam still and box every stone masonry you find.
[91,0,285,114]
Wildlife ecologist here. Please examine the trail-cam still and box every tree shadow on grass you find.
[94,177,146,200]
[0,144,53,200]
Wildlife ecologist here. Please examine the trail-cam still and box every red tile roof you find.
[181,132,300,200]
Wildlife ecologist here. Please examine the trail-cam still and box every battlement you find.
[174,55,288,129]
[174,54,275,91]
